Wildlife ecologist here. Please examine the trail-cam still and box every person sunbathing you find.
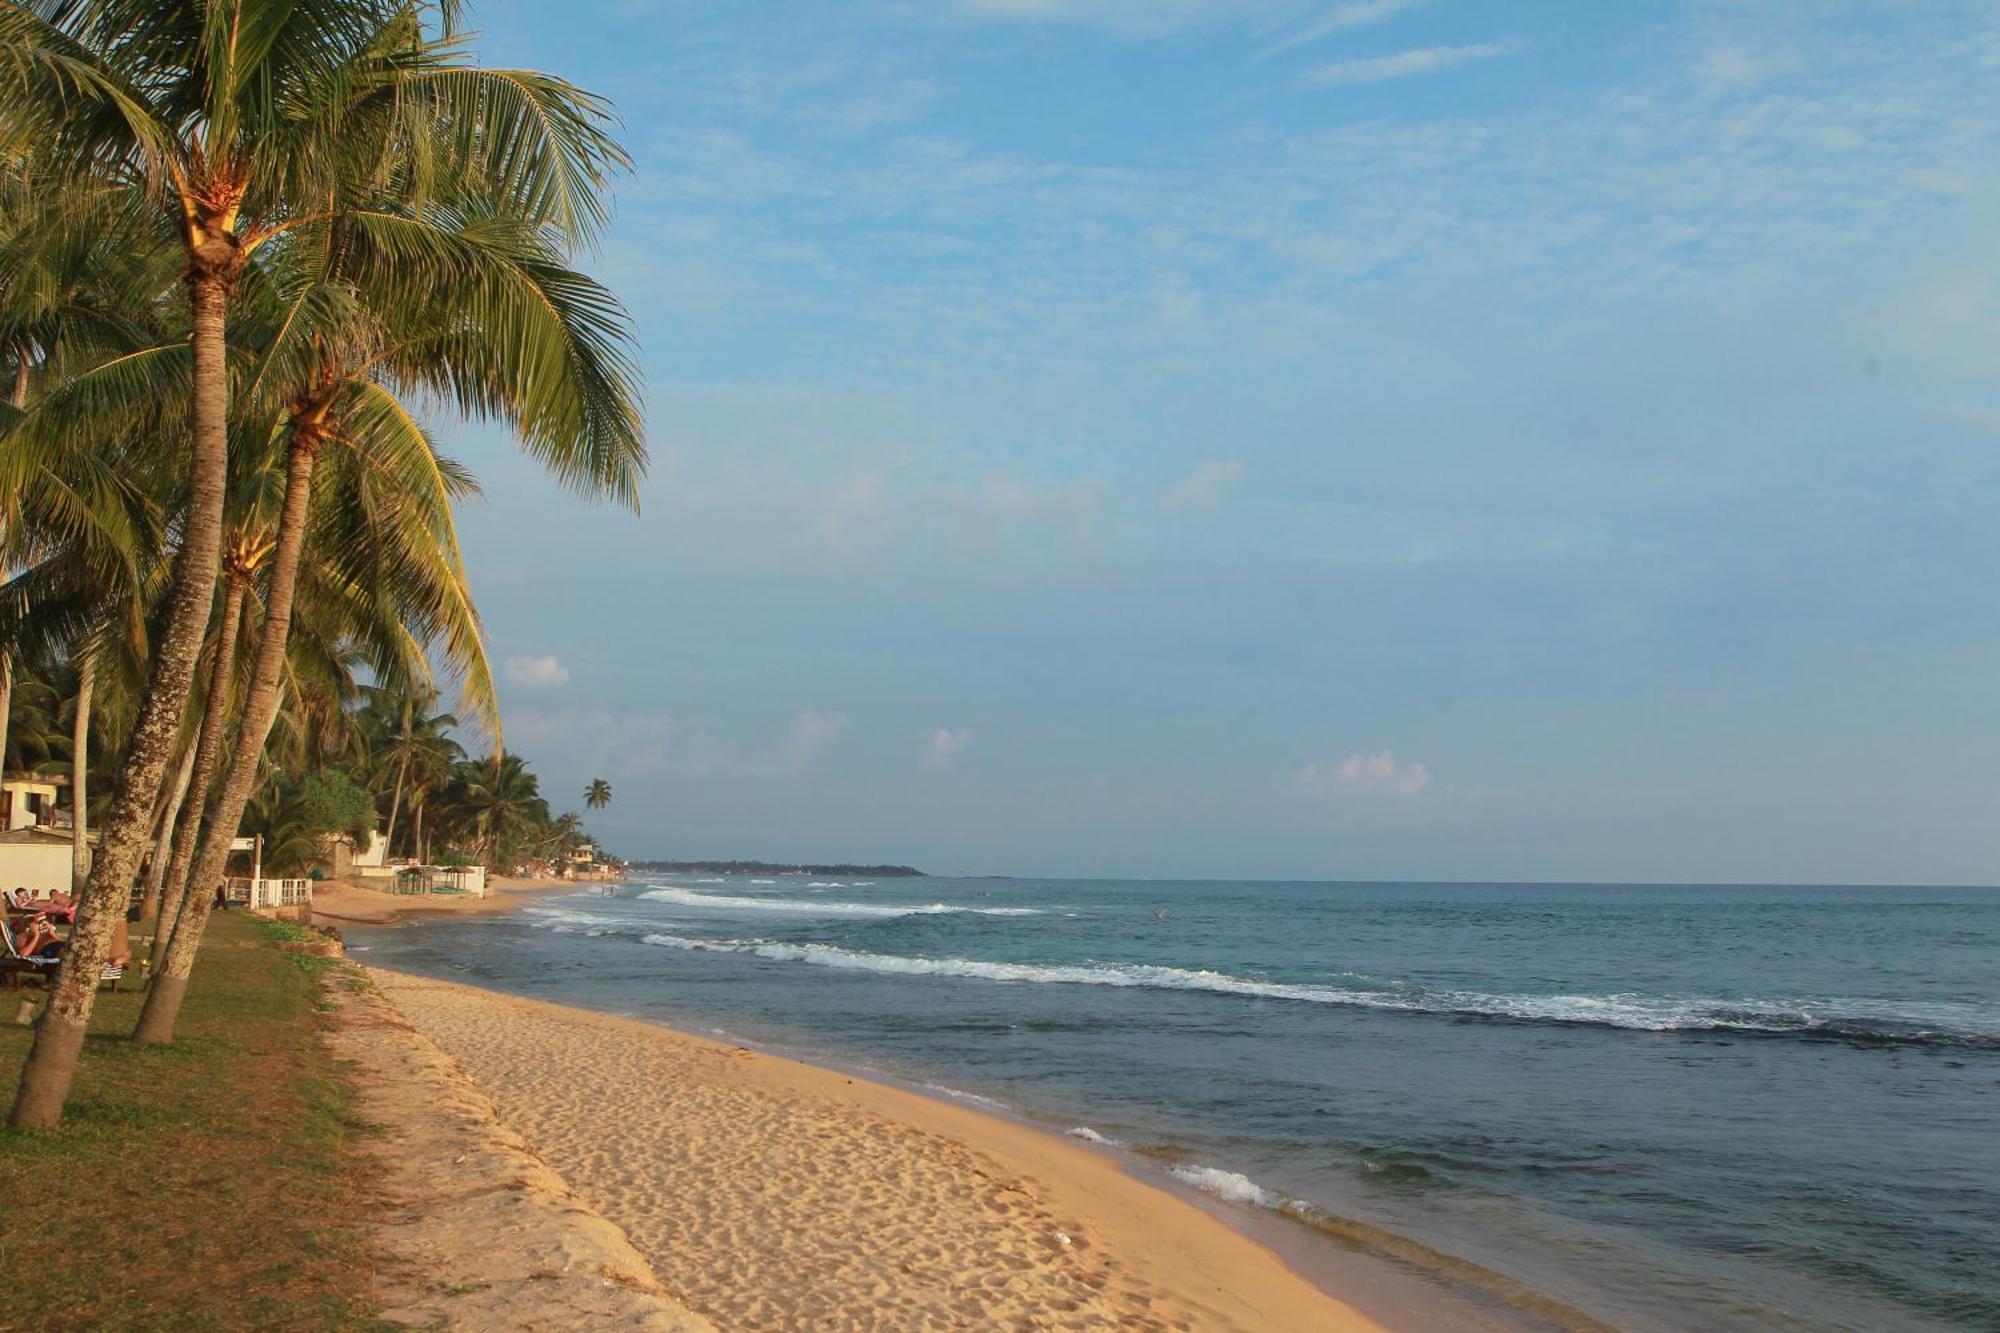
[13,917,129,969]
[15,917,65,959]
[33,890,77,923]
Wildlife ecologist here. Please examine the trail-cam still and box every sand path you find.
[370,968,1380,1332]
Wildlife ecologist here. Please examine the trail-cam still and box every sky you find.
[436,0,2000,882]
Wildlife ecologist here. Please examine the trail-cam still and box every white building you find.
[2,774,64,832]
[0,826,82,898]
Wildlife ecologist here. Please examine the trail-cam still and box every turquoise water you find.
[352,878,2000,1330]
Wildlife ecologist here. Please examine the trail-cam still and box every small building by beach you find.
[2,773,65,832]
[0,825,85,897]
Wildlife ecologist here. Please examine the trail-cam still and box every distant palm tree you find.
[447,753,548,870]
[585,778,612,811]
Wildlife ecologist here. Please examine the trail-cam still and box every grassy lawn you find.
[0,913,379,1331]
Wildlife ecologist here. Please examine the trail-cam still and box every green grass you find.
[0,914,381,1332]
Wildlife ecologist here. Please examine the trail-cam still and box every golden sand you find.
[368,968,1381,1331]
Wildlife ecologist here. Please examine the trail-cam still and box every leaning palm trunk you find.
[0,650,12,776]
[10,269,235,1129]
[152,578,246,961]
[2,350,19,768]
[136,433,318,1046]
[383,754,408,860]
[68,648,94,887]
[141,740,199,922]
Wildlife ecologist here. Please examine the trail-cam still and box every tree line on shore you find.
[628,860,925,878]
[0,0,641,1129]
[5,668,608,878]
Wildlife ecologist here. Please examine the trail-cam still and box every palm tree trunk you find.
[4,352,22,784]
[153,578,245,964]
[414,799,426,865]
[69,648,94,888]
[383,754,408,859]
[136,435,318,1046]
[0,649,12,785]
[141,740,199,923]
[10,268,235,1130]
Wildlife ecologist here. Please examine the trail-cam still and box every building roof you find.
[0,826,82,846]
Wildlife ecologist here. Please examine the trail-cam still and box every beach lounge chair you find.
[0,918,126,992]
[0,917,61,989]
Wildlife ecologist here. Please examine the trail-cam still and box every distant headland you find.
[627,860,927,878]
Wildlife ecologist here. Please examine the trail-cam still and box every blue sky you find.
[444,0,2000,882]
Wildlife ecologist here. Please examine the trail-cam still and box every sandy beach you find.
[308,874,584,926]
[365,966,1380,1331]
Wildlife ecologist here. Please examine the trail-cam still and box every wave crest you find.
[637,884,1041,918]
[632,933,1997,1049]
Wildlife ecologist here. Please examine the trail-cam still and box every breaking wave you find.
[1171,1165,1279,1208]
[632,933,1998,1049]
[637,884,1042,918]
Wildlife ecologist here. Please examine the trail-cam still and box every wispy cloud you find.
[1306,41,1519,87]
[504,654,571,688]
[929,727,974,765]
[1298,752,1433,798]
[948,0,1276,38]
[789,710,847,766]
[1259,0,1429,60]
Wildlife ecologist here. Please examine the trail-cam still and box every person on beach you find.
[14,917,67,959]
[15,916,132,969]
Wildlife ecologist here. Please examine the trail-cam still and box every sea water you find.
[350,878,2000,1330]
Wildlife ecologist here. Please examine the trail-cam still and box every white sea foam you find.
[1170,1165,1280,1209]
[629,932,1998,1045]
[1066,1126,1124,1147]
[523,906,648,936]
[920,1082,1013,1112]
[749,878,777,884]
[638,885,1043,918]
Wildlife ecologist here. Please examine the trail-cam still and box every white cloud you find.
[505,654,572,688]
[1259,0,1429,59]
[1307,41,1520,87]
[813,470,889,558]
[789,710,847,765]
[829,78,940,133]
[929,727,974,765]
[1298,751,1432,797]
[1166,460,1246,507]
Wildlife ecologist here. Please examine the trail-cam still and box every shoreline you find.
[307,873,588,926]
[360,961,1390,1330]
[346,884,1597,1330]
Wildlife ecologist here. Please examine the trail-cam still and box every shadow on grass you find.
[0,914,382,1330]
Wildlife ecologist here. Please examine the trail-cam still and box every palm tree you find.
[4,4,642,1119]
[131,0,640,1046]
[585,777,611,810]
[360,684,461,856]
[1,0,421,1128]
[442,752,546,871]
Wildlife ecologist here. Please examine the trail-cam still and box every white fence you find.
[223,876,313,909]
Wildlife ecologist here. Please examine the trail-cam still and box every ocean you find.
[348,877,2000,1330]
